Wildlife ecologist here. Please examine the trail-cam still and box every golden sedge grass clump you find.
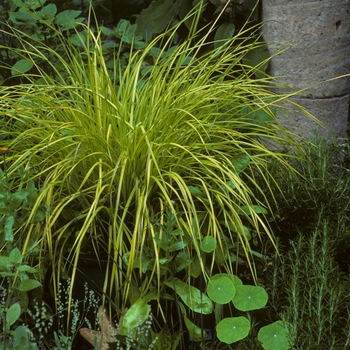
[0,4,315,309]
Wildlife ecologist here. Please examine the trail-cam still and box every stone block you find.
[278,94,349,139]
[262,1,350,97]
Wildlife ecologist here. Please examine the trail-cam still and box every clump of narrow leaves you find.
[0,3,315,310]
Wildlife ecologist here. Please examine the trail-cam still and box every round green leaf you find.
[258,321,294,350]
[216,316,250,344]
[232,274,243,286]
[207,276,235,304]
[200,236,216,253]
[232,285,268,311]
[211,273,243,286]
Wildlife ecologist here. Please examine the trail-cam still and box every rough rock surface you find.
[262,1,350,139]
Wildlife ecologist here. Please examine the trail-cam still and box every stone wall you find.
[261,0,350,139]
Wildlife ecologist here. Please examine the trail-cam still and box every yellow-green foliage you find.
[0,4,314,308]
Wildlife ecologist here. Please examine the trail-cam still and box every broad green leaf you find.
[238,225,251,240]
[6,302,21,328]
[216,317,250,344]
[159,257,171,265]
[190,255,202,278]
[232,285,268,311]
[68,32,87,48]
[207,276,235,304]
[119,302,150,335]
[211,273,243,286]
[0,255,10,270]
[214,245,229,266]
[123,251,153,273]
[116,19,129,35]
[231,153,250,174]
[224,222,251,240]
[165,278,213,314]
[200,236,216,253]
[16,0,46,9]
[219,179,237,196]
[134,40,147,50]
[13,325,32,347]
[230,253,246,265]
[18,279,41,292]
[9,189,29,209]
[55,10,84,30]
[154,237,186,252]
[32,205,50,223]
[11,59,33,76]
[150,46,163,57]
[178,0,193,29]
[9,248,22,265]
[254,108,275,124]
[9,8,37,25]
[184,315,207,342]
[214,22,235,49]
[118,294,156,336]
[258,321,294,350]
[188,186,207,200]
[135,0,180,38]
[37,3,57,22]
[226,179,236,190]
[102,41,119,50]
[168,241,187,252]
[0,205,11,215]
[174,251,192,272]
[100,26,114,36]
[25,181,38,207]
[17,265,37,273]
[0,272,16,277]
[124,23,138,44]
[214,303,223,324]
[238,204,268,216]
[249,249,265,259]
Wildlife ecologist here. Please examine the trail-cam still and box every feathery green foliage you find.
[267,212,350,350]
[259,137,350,240]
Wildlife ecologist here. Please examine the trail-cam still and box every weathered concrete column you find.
[261,0,350,139]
